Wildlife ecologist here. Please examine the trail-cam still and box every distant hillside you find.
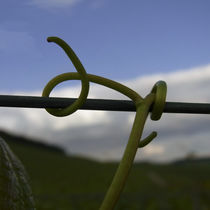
[0,129,210,209]
[0,129,64,154]
[173,156,210,165]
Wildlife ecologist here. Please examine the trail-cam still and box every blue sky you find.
[1,1,210,162]
[1,0,210,91]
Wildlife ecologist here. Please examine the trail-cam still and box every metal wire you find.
[0,95,210,114]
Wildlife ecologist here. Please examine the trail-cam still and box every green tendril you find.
[42,36,167,210]
[43,37,89,117]
[150,81,167,121]
[139,131,157,148]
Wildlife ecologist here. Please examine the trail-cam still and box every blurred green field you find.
[2,131,210,210]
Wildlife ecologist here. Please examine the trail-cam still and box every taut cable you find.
[1,95,210,114]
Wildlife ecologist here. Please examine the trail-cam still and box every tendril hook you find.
[42,37,89,117]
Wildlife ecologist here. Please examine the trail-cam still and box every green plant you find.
[0,137,35,210]
[42,37,167,210]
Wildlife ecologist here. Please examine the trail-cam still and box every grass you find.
[2,133,210,210]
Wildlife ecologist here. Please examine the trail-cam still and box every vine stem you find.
[99,94,154,210]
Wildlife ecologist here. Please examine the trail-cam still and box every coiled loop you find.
[42,37,89,117]
[138,81,167,148]
[150,81,167,121]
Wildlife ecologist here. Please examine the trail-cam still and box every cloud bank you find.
[1,64,210,162]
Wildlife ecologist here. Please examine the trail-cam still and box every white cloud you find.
[142,144,165,156]
[1,64,210,162]
[28,0,83,9]
[27,0,104,10]
[0,28,37,55]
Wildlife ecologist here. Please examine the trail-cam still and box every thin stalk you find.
[99,94,154,210]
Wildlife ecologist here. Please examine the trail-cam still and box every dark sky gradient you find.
[0,0,210,91]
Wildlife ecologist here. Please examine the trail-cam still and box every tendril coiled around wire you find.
[42,37,89,117]
[42,36,167,210]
